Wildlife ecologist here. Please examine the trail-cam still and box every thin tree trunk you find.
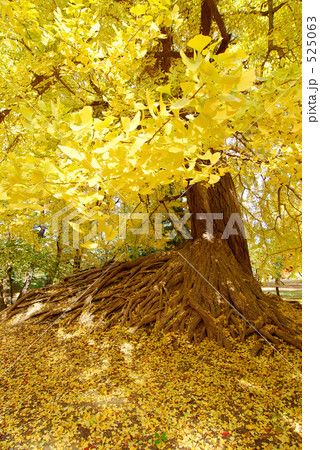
[275,277,283,297]
[2,266,13,306]
[73,249,82,272]
[46,238,62,286]
[0,293,6,311]
[16,268,34,302]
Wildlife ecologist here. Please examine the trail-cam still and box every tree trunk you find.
[73,249,82,272]
[275,277,284,297]
[16,269,34,302]
[0,292,6,312]
[2,266,13,306]
[46,238,61,286]
[186,174,252,274]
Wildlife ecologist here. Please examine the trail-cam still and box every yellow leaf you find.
[98,223,118,240]
[219,74,241,90]
[202,98,220,116]
[171,97,191,110]
[237,69,256,91]
[88,175,102,187]
[90,157,101,169]
[214,48,247,66]
[180,50,202,71]
[93,116,116,131]
[37,100,46,111]
[210,152,220,165]
[169,146,184,153]
[180,82,196,96]
[78,195,95,205]
[146,90,157,119]
[59,145,84,161]
[219,93,242,105]
[213,106,237,121]
[129,111,141,132]
[199,150,212,160]
[188,35,211,52]
[219,167,227,176]
[51,101,59,119]
[130,4,147,15]
[68,222,83,233]
[42,161,60,174]
[258,122,270,134]
[121,116,131,132]
[12,203,44,211]
[80,106,93,125]
[209,174,220,184]
[157,83,171,94]
[0,191,9,200]
[134,102,146,110]
[199,60,219,81]
[70,123,89,132]
[159,94,170,117]
[80,159,96,172]
[81,241,98,249]
[20,105,33,121]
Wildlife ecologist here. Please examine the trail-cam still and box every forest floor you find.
[0,314,302,450]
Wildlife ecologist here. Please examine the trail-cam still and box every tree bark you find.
[0,293,6,312]
[186,174,252,275]
[16,268,34,302]
[2,266,13,306]
[160,26,173,75]
[45,237,62,286]
[73,249,82,272]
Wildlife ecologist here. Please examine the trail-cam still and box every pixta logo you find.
[52,203,98,249]
[52,206,249,249]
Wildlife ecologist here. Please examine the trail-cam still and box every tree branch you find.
[160,26,173,74]
[202,0,231,53]
[260,0,286,74]
[0,109,10,124]
[0,134,21,163]
[55,73,76,96]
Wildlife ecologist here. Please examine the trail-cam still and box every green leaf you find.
[161,432,168,441]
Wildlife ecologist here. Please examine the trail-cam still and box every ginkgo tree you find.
[0,0,301,351]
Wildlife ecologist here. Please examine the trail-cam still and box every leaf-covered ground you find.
[0,323,302,449]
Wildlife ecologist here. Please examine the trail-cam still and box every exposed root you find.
[250,339,264,357]
[0,238,301,352]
